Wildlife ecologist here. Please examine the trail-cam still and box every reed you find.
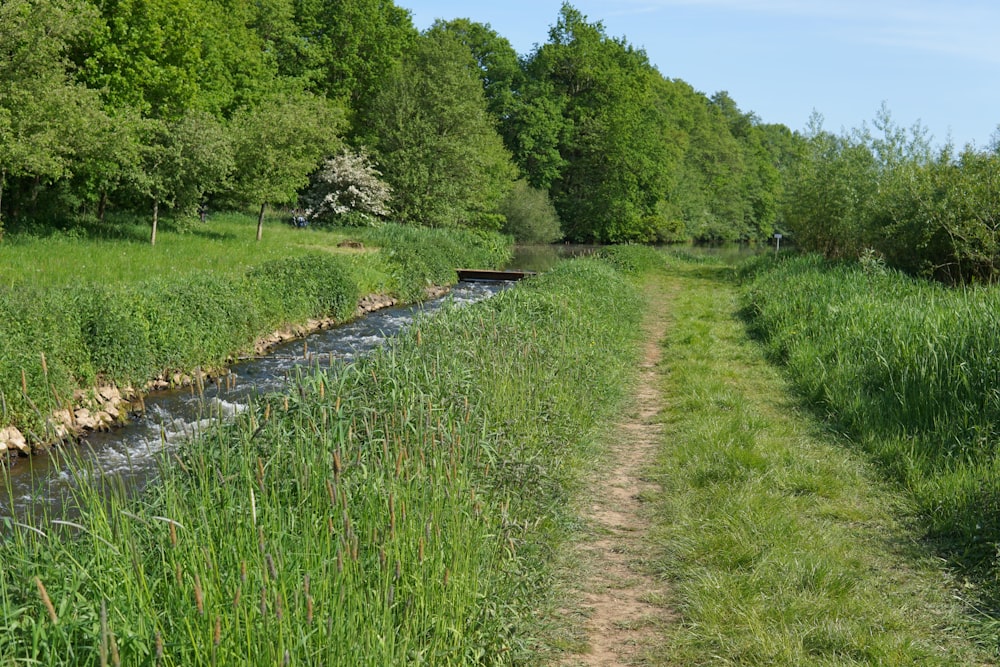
[742,253,1000,590]
[0,255,643,664]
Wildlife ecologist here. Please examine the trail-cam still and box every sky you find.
[403,0,1000,149]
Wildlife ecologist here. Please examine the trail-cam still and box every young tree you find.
[370,29,516,229]
[226,91,344,240]
[134,111,232,245]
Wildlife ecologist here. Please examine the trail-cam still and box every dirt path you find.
[557,282,675,666]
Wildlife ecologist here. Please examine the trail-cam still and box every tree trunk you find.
[0,168,5,233]
[151,199,159,246]
[256,202,266,242]
[97,191,108,222]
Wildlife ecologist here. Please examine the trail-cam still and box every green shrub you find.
[597,244,667,275]
[245,253,360,327]
[78,285,156,385]
[499,180,563,243]
[0,288,92,433]
[367,224,511,299]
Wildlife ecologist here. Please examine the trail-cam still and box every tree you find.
[134,111,232,245]
[300,149,392,226]
[284,0,416,139]
[370,29,516,229]
[525,4,677,242]
[499,179,562,243]
[227,91,343,240]
[0,0,107,229]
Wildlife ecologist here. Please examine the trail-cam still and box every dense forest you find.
[0,0,804,245]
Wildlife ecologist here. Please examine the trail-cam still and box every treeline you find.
[785,106,1000,284]
[0,0,801,244]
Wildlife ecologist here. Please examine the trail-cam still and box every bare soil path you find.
[556,280,675,666]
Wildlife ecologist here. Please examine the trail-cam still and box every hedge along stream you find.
[0,255,647,665]
[0,225,510,442]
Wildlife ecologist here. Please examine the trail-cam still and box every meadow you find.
[742,254,1000,615]
[0,215,509,441]
[0,256,645,665]
[647,253,991,664]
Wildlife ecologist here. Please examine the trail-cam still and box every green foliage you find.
[0,287,93,435]
[0,256,644,665]
[367,224,512,299]
[781,107,1000,283]
[246,253,360,326]
[226,91,344,217]
[528,5,678,243]
[595,244,666,275]
[498,180,562,243]
[371,29,516,230]
[78,285,155,384]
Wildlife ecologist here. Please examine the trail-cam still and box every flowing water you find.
[1,280,510,518]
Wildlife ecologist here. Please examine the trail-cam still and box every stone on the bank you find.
[99,386,121,404]
[0,426,29,455]
[95,411,113,430]
[74,408,98,431]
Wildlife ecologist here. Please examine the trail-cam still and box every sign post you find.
[774,233,782,256]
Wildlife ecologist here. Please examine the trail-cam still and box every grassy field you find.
[647,254,992,664]
[742,255,1000,596]
[0,256,646,665]
[0,214,509,440]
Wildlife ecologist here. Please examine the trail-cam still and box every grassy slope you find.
[0,257,645,665]
[0,215,509,438]
[537,252,992,665]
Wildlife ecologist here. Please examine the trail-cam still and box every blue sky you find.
[403,1,1000,149]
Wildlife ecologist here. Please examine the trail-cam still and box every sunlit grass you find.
[648,255,989,665]
[0,257,644,664]
[0,212,369,289]
[742,255,1000,570]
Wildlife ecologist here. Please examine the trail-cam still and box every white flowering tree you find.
[302,149,392,226]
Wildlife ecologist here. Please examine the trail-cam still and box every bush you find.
[245,253,360,327]
[0,288,92,434]
[300,149,392,227]
[78,285,155,385]
[368,224,512,299]
[499,180,562,243]
[597,244,667,275]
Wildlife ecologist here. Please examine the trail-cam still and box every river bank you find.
[0,253,647,664]
[0,286,450,463]
[0,223,509,462]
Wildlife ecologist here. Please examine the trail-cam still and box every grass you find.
[0,214,510,440]
[0,256,646,665]
[741,255,1000,590]
[638,253,990,664]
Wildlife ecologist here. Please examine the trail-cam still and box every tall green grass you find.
[0,257,643,665]
[652,254,989,665]
[742,254,1000,568]
[0,220,509,439]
